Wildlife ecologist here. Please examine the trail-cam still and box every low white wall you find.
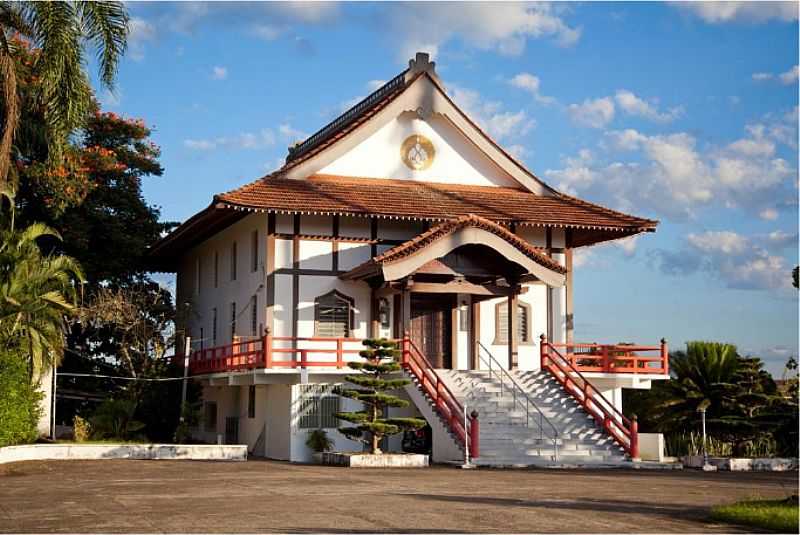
[681,455,798,471]
[638,433,664,462]
[0,444,247,464]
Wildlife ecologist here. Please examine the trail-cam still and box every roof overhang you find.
[341,214,567,288]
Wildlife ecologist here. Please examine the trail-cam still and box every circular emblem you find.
[401,135,435,171]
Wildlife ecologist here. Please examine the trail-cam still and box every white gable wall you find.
[319,113,519,188]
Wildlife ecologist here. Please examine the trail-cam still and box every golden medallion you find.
[401,135,435,171]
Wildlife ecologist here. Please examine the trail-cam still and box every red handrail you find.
[399,335,479,458]
[540,335,639,459]
[547,340,669,375]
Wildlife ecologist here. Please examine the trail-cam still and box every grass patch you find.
[711,497,799,533]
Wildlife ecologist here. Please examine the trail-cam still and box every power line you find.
[57,372,185,382]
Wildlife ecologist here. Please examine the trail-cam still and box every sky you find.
[94,1,799,376]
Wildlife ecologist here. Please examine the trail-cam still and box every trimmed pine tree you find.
[334,338,426,454]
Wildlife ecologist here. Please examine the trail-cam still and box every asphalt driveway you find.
[0,459,796,533]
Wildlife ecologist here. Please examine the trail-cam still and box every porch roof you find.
[341,214,567,287]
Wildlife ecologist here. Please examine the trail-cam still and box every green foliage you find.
[72,414,90,442]
[0,190,83,376]
[89,397,145,441]
[306,429,335,453]
[0,349,43,446]
[174,400,201,443]
[711,497,799,533]
[334,338,425,454]
[0,1,129,184]
[625,341,798,459]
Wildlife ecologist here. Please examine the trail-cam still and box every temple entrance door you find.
[410,294,452,369]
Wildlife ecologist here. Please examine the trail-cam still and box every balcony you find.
[185,335,669,377]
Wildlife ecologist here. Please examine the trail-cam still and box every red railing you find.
[548,340,669,375]
[188,335,365,374]
[540,335,639,459]
[400,335,479,458]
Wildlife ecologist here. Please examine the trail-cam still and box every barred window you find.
[230,302,236,341]
[314,290,354,337]
[298,384,341,429]
[248,385,256,419]
[495,301,532,344]
[212,307,218,346]
[251,295,258,336]
[231,241,238,281]
[251,230,259,272]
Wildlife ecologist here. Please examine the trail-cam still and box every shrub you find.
[306,429,335,453]
[73,415,91,442]
[90,398,145,441]
[0,351,43,447]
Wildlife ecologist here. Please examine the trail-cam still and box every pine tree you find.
[334,338,426,454]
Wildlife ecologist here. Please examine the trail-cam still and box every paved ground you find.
[0,460,796,533]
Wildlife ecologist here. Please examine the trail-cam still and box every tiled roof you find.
[342,214,567,281]
[216,174,657,232]
[280,71,414,172]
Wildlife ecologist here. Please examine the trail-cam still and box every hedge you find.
[0,351,43,447]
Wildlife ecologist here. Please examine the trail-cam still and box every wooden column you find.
[265,214,276,335]
[401,285,411,335]
[507,285,519,369]
[565,242,574,344]
[469,295,480,370]
[545,228,553,341]
[369,286,380,338]
[291,215,300,346]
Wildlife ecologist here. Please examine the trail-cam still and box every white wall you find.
[320,114,519,188]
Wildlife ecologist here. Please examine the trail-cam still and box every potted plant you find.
[306,429,334,463]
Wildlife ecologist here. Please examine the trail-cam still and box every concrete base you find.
[316,452,429,468]
[681,455,798,471]
[0,444,247,464]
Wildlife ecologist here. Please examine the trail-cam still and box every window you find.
[298,385,341,429]
[248,385,256,418]
[230,302,237,341]
[212,308,218,346]
[378,297,391,329]
[214,251,219,288]
[199,328,204,352]
[495,301,532,344]
[204,402,217,432]
[231,241,238,281]
[251,230,259,272]
[251,295,258,336]
[314,290,354,337]
[195,257,201,295]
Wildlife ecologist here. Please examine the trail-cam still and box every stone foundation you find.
[315,452,429,468]
[0,444,247,464]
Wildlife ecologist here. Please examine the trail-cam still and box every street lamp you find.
[696,405,715,471]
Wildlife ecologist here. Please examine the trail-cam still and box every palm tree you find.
[0,189,83,377]
[648,341,740,434]
[0,1,128,185]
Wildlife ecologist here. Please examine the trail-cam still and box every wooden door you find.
[410,295,452,368]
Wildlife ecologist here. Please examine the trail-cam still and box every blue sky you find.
[98,2,798,376]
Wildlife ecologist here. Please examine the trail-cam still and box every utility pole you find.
[180,336,191,423]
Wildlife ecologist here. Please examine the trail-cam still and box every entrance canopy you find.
[341,214,566,289]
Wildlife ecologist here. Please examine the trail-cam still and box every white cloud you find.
[568,97,615,128]
[751,65,799,85]
[366,80,387,92]
[779,65,799,85]
[211,66,228,80]
[654,229,795,290]
[278,123,307,143]
[449,85,535,141]
[547,108,798,220]
[183,129,276,151]
[759,207,779,220]
[127,17,157,61]
[672,1,798,24]
[614,90,683,123]
[385,2,582,61]
[509,72,556,105]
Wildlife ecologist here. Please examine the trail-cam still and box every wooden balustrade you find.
[547,340,668,375]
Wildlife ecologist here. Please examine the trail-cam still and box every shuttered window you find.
[298,385,341,429]
[251,295,258,336]
[314,291,353,337]
[230,302,236,341]
[496,302,531,343]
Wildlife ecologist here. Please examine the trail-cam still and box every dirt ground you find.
[0,459,796,533]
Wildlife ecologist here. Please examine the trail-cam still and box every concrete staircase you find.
[438,369,629,467]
